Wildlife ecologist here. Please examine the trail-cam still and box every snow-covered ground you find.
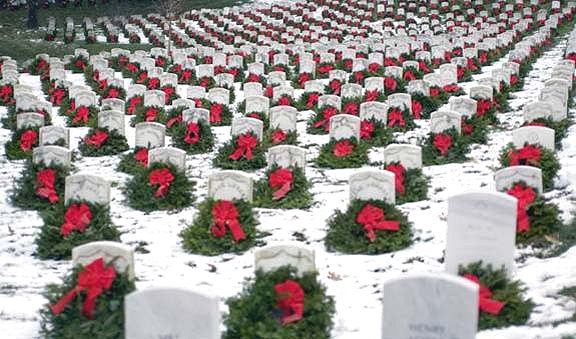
[1,21,576,339]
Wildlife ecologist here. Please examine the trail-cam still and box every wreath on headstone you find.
[384,162,429,204]
[5,127,40,160]
[117,147,149,175]
[314,138,370,169]
[498,143,560,191]
[253,165,313,210]
[11,160,69,211]
[421,127,470,165]
[78,128,129,157]
[212,132,267,170]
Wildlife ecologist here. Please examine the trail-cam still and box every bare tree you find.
[154,0,184,57]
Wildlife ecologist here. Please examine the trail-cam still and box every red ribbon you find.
[333,140,354,157]
[443,84,460,92]
[247,73,260,83]
[384,77,397,91]
[385,163,406,196]
[210,104,223,124]
[411,100,422,119]
[418,60,430,73]
[179,69,193,83]
[184,121,200,145]
[106,87,119,99]
[463,274,505,315]
[403,70,416,81]
[1,85,13,103]
[147,78,160,90]
[145,107,159,122]
[162,86,175,104]
[264,86,273,98]
[84,130,109,148]
[278,96,291,106]
[306,93,320,109]
[364,89,379,102]
[353,71,364,83]
[343,102,359,115]
[507,183,536,233]
[134,148,148,167]
[35,168,59,203]
[476,99,492,117]
[387,109,405,127]
[508,144,541,166]
[430,87,440,97]
[51,258,116,319]
[166,115,182,128]
[210,200,245,242]
[73,106,90,124]
[275,280,305,325]
[329,80,341,95]
[20,129,38,152]
[229,133,258,161]
[314,106,338,131]
[298,73,311,87]
[271,129,287,144]
[127,96,142,114]
[149,168,174,198]
[269,168,293,200]
[360,120,375,140]
[433,133,452,156]
[356,203,400,242]
[50,88,66,106]
[74,59,86,70]
[61,203,92,237]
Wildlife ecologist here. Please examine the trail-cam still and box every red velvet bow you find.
[162,86,175,104]
[166,115,182,128]
[20,129,38,152]
[298,73,311,87]
[210,104,223,124]
[149,168,174,198]
[368,63,380,73]
[360,120,375,140]
[36,168,59,203]
[269,168,293,200]
[184,121,200,145]
[74,59,86,70]
[386,163,406,196]
[147,78,160,90]
[0,85,13,103]
[229,133,258,161]
[433,133,452,156]
[508,145,541,166]
[384,58,397,66]
[356,203,400,242]
[126,63,139,73]
[343,102,359,115]
[476,99,492,117]
[507,183,536,233]
[457,67,465,80]
[463,274,505,315]
[403,70,416,81]
[462,120,474,135]
[387,109,405,127]
[180,69,193,82]
[264,86,273,98]
[313,106,338,131]
[98,79,108,91]
[73,106,90,124]
[84,130,109,148]
[329,80,341,95]
[318,64,334,74]
[430,87,440,97]
[364,89,379,102]
[51,258,116,319]
[271,129,287,144]
[277,96,291,106]
[50,88,66,106]
[411,100,422,119]
[210,200,245,242]
[145,107,159,122]
[384,77,397,91]
[333,140,354,157]
[443,84,460,92]
[467,58,478,71]
[106,87,119,99]
[275,279,305,325]
[61,203,92,237]
[134,148,148,167]
[247,73,260,82]
[353,71,364,83]
[127,96,142,114]
[418,61,431,73]
[306,93,320,109]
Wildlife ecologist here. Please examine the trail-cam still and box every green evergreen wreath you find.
[384,164,429,204]
[505,181,563,248]
[5,127,40,160]
[170,120,214,154]
[40,264,135,339]
[11,161,69,211]
[2,107,52,130]
[198,99,233,126]
[421,128,470,165]
[458,262,534,330]
[224,266,335,339]
[314,138,369,169]
[410,93,438,119]
[253,165,313,210]
[212,134,267,170]
[361,118,394,147]
[78,128,129,157]
[180,198,263,256]
[65,106,99,128]
[386,107,417,132]
[35,201,120,260]
[461,115,490,145]
[498,143,560,191]
[130,106,166,127]
[295,91,321,111]
[124,163,194,212]
[324,199,413,254]
[523,117,572,149]
[262,129,299,147]
[306,105,340,135]
[117,147,148,175]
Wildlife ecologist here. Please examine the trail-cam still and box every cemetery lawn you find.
[0,0,249,63]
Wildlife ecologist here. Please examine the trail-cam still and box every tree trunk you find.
[26,0,38,29]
